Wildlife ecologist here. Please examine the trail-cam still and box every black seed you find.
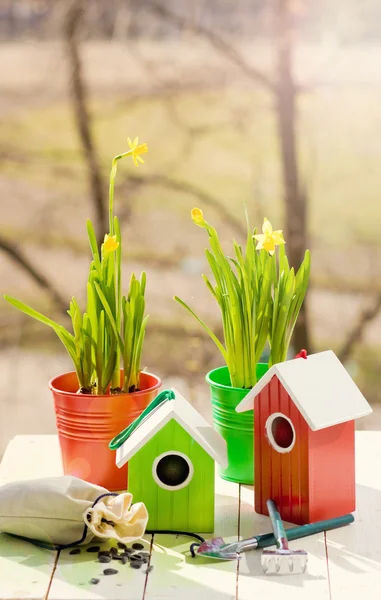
[117,542,127,550]
[139,551,150,562]
[145,565,154,574]
[90,578,100,584]
[87,546,100,553]
[98,555,112,563]
[98,550,111,558]
[69,548,81,555]
[130,561,142,569]
[111,555,127,564]
[103,568,118,575]
[109,547,118,556]
[130,553,144,561]
[121,548,134,556]
[132,542,144,550]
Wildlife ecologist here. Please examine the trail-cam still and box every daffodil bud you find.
[191,207,205,226]
[103,233,119,256]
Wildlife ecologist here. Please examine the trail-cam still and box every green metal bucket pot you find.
[206,363,269,484]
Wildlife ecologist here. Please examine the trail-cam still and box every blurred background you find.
[1,0,381,459]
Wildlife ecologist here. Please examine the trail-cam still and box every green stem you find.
[107,151,133,386]
[108,151,133,235]
[109,159,117,235]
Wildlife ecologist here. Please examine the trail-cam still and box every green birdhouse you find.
[113,389,228,532]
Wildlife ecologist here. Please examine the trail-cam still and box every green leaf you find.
[86,282,98,345]
[174,296,228,362]
[102,336,118,392]
[3,294,92,388]
[86,220,101,270]
[96,310,105,393]
[202,274,217,299]
[270,269,295,365]
[5,295,65,331]
[94,281,124,353]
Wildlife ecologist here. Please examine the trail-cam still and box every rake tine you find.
[261,500,309,575]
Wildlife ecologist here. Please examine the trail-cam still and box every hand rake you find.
[261,499,307,575]
[195,511,353,561]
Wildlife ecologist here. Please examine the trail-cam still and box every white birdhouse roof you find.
[116,388,228,469]
[236,350,372,431]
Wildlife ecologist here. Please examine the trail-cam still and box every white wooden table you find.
[0,432,380,599]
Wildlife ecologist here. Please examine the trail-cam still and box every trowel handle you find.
[266,499,288,550]
[256,511,354,549]
[285,513,355,541]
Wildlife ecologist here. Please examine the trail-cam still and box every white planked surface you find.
[0,433,381,599]
[145,473,239,600]
[48,537,152,600]
[0,436,61,600]
[325,431,381,599]
[238,485,330,598]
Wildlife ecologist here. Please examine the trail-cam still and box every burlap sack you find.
[0,476,148,549]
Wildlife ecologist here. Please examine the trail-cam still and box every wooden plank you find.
[237,484,330,599]
[0,536,57,600]
[0,436,61,600]
[1,431,380,599]
[144,467,240,600]
[326,431,381,599]
[47,538,152,600]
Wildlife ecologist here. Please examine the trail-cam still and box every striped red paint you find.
[254,375,355,525]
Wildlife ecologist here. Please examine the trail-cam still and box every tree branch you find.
[274,0,310,352]
[127,173,246,238]
[337,294,381,363]
[144,0,276,92]
[0,236,68,313]
[64,0,106,249]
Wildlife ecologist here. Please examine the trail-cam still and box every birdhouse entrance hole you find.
[152,451,194,491]
[265,412,296,453]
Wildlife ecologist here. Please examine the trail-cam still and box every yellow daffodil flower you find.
[127,136,148,167]
[191,207,205,225]
[253,218,285,255]
[103,233,119,256]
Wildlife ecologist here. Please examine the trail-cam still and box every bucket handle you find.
[109,389,175,450]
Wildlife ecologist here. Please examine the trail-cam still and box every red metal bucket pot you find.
[49,371,161,491]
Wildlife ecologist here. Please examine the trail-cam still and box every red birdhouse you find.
[236,351,372,525]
